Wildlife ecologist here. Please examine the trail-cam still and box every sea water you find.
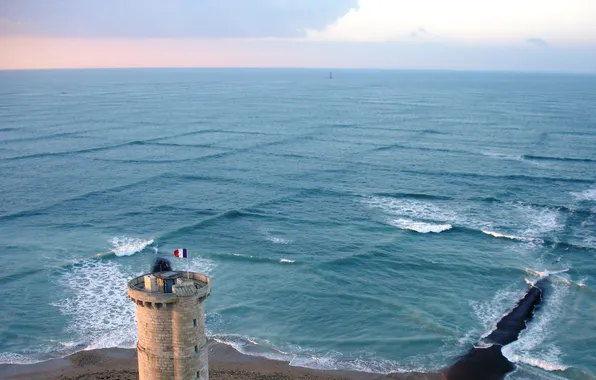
[0,69,595,379]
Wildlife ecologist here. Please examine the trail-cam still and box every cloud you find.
[526,38,549,47]
[0,0,357,38]
[306,0,596,45]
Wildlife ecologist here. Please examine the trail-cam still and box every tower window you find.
[196,371,200,379]
[193,319,197,328]
[194,345,198,354]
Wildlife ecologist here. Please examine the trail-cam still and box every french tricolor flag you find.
[173,248,188,258]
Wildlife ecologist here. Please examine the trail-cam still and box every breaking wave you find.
[502,281,570,373]
[571,188,596,202]
[49,255,215,356]
[388,218,452,233]
[211,334,423,374]
[109,237,154,257]
[482,230,544,244]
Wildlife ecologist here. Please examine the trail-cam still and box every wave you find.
[420,129,447,135]
[51,260,138,352]
[522,154,596,164]
[571,188,596,202]
[204,252,300,266]
[482,230,544,244]
[400,169,594,184]
[0,140,143,161]
[502,281,569,373]
[550,131,596,137]
[470,286,527,341]
[160,194,298,240]
[40,255,215,362]
[373,143,410,152]
[365,196,457,223]
[366,195,594,251]
[374,192,453,201]
[0,174,170,223]
[469,197,594,217]
[388,218,452,233]
[481,152,523,161]
[211,335,418,374]
[266,236,293,245]
[108,237,154,257]
[0,131,83,145]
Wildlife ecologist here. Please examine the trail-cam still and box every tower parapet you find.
[128,270,211,380]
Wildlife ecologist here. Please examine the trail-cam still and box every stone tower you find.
[128,266,211,380]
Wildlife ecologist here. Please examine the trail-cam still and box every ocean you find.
[0,68,594,380]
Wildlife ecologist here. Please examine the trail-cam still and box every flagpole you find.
[187,250,190,279]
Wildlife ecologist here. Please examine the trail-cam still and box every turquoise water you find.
[0,69,595,379]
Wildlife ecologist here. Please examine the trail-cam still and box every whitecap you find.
[267,236,292,245]
[109,236,154,257]
[481,152,523,161]
[482,230,543,244]
[571,188,596,202]
[388,218,452,233]
[365,197,457,223]
[504,348,569,372]
[280,258,295,263]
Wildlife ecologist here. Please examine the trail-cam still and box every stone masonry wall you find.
[134,292,208,380]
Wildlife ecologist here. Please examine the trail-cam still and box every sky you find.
[1,0,595,72]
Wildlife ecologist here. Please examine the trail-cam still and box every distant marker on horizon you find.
[329,71,332,80]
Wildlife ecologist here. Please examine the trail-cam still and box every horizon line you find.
[1,66,595,75]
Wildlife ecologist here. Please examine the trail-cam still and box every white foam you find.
[482,230,544,244]
[267,236,293,245]
[280,258,295,263]
[53,256,215,352]
[0,352,42,365]
[571,188,596,201]
[518,206,562,238]
[502,282,569,373]
[389,218,452,233]
[109,237,154,256]
[524,268,569,279]
[365,197,457,223]
[213,335,422,374]
[470,287,527,338]
[53,260,138,350]
[504,347,569,372]
[576,277,589,287]
[481,152,522,161]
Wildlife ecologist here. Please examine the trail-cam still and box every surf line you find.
[443,279,547,380]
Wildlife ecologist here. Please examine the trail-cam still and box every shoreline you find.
[0,341,444,380]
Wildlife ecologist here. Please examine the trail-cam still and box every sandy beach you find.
[0,341,444,380]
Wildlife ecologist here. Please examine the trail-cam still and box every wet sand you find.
[0,341,444,380]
